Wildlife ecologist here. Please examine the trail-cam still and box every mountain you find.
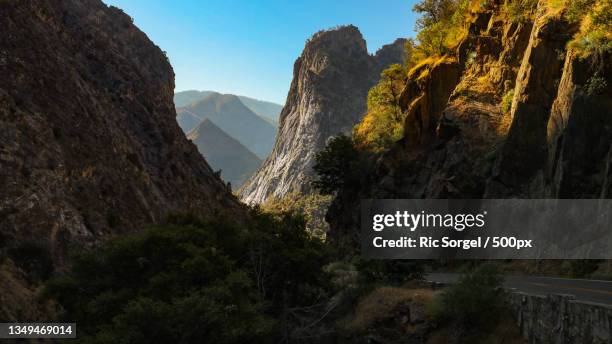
[174,90,215,107]
[187,119,262,189]
[327,3,612,251]
[239,26,407,204]
[176,92,277,159]
[0,0,241,320]
[174,90,283,125]
[236,95,283,124]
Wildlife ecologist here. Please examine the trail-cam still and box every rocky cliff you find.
[328,1,611,250]
[0,0,241,318]
[240,26,407,204]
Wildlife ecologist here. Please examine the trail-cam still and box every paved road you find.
[426,273,612,306]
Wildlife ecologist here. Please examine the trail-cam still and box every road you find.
[426,273,612,306]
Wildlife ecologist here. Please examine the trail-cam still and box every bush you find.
[501,89,514,114]
[43,210,332,343]
[567,0,612,57]
[504,0,539,23]
[430,264,505,332]
[262,191,333,238]
[585,72,608,95]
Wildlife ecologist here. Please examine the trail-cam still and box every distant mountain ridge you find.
[176,92,277,159]
[174,90,283,125]
[187,119,262,189]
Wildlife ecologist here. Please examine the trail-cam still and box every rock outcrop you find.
[240,26,407,204]
[328,2,611,250]
[0,0,242,318]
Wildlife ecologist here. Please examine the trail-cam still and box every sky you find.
[102,0,420,104]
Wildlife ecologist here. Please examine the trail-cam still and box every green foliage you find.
[413,0,470,58]
[566,0,597,22]
[413,0,457,31]
[501,89,514,114]
[43,211,332,343]
[313,135,361,195]
[430,264,505,331]
[567,0,612,57]
[262,191,333,238]
[585,72,608,95]
[354,64,407,152]
[504,0,539,23]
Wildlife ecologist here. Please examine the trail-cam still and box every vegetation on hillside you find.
[354,63,409,152]
[43,211,333,343]
[413,0,471,59]
[312,135,362,195]
[261,191,333,238]
[426,265,508,341]
[565,0,612,57]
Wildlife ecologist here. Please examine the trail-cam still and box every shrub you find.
[585,72,608,95]
[504,0,539,23]
[430,264,505,331]
[501,89,514,114]
[567,0,612,57]
[262,191,333,238]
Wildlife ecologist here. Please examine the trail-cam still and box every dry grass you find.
[426,310,526,344]
[341,287,436,333]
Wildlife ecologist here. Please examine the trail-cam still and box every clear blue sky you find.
[103,0,420,104]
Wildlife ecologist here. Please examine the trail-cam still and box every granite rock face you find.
[0,0,241,279]
[240,26,406,204]
[328,2,611,250]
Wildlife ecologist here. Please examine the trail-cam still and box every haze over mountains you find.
[175,92,278,159]
[174,90,283,125]
[187,119,262,189]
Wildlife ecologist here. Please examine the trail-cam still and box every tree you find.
[354,64,407,152]
[43,211,332,343]
[412,0,470,58]
[313,135,360,195]
[413,0,457,30]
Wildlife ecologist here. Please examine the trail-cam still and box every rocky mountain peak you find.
[240,26,406,204]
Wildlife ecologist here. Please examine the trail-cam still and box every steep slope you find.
[187,119,262,189]
[0,0,241,318]
[327,2,612,251]
[236,95,283,124]
[240,26,407,204]
[176,92,277,158]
